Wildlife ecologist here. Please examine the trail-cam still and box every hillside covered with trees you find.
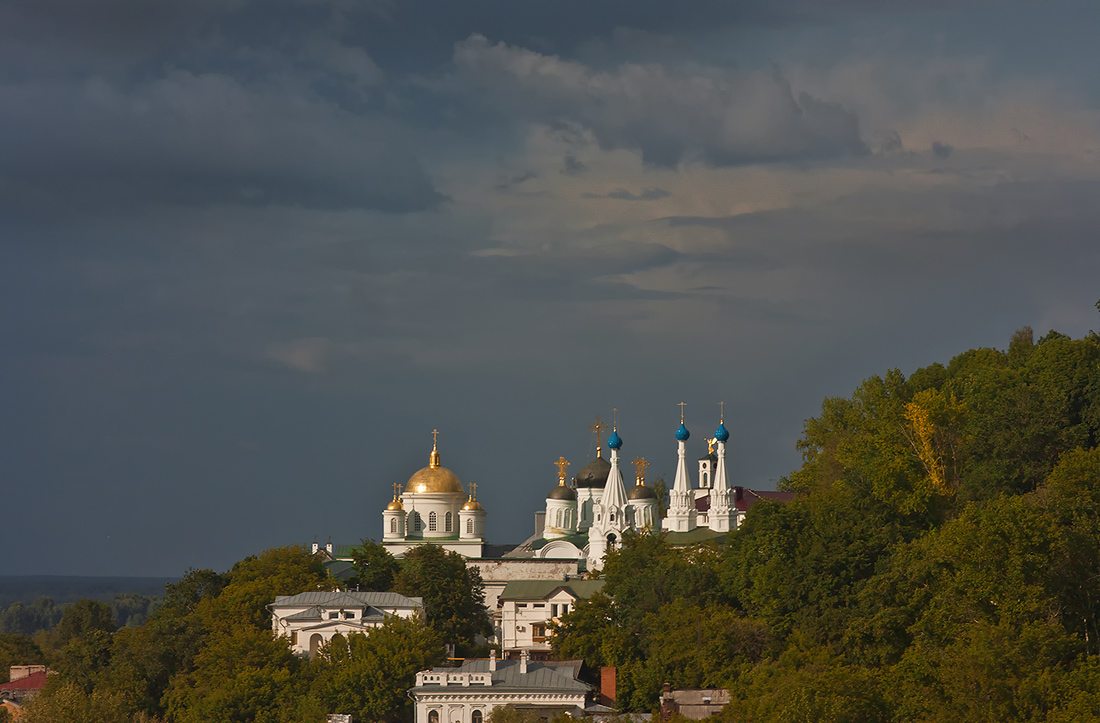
[7,326,1100,723]
[551,326,1100,722]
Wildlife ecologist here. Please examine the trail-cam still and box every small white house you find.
[269,590,423,658]
[497,580,605,655]
[410,652,590,723]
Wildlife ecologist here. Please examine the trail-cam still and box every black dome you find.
[548,484,577,501]
[627,484,657,500]
[575,456,611,488]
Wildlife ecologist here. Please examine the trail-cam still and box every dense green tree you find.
[348,538,400,591]
[0,597,62,636]
[0,634,44,683]
[310,617,444,723]
[392,545,490,652]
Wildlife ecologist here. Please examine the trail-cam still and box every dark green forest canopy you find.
[549,329,1100,721]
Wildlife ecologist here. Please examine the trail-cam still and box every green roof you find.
[498,579,605,601]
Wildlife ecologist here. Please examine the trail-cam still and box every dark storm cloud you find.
[0,73,443,217]
[446,35,867,168]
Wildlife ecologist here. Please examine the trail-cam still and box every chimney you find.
[600,667,616,707]
[489,650,497,672]
[326,540,334,555]
[519,649,529,675]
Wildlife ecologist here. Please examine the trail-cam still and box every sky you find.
[3,0,1099,577]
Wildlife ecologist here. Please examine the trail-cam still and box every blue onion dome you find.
[714,422,729,442]
[676,423,690,441]
[607,429,623,450]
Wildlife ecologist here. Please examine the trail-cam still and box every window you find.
[466,518,473,534]
[328,612,338,619]
[551,604,558,617]
[345,612,356,619]
[429,511,438,531]
[291,632,298,645]
[390,518,397,534]
[472,711,483,723]
[517,603,527,608]
[413,512,422,531]
[533,603,545,608]
[445,511,453,532]
[532,623,547,641]
[562,604,569,615]
[429,711,439,723]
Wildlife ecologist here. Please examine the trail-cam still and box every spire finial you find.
[678,401,687,423]
[392,482,402,499]
[588,416,606,458]
[429,429,441,468]
[469,482,478,500]
[719,401,725,424]
[612,407,619,430]
[555,456,570,484]
[632,456,650,484]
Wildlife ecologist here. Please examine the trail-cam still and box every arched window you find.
[445,511,453,532]
[390,518,397,534]
[472,711,483,723]
[309,633,323,660]
[466,518,473,534]
[429,511,438,531]
[413,512,422,532]
[556,509,563,527]
[428,711,439,723]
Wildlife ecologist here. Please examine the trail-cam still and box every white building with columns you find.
[409,652,590,723]
[381,433,486,558]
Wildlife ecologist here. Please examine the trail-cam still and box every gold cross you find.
[432,428,439,446]
[392,482,402,498]
[719,401,725,423]
[632,456,650,482]
[611,408,619,428]
[555,456,570,481]
[588,416,606,450]
[468,482,478,499]
[678,401,687,423]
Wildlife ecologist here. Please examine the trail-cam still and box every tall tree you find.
[392,545,491,652]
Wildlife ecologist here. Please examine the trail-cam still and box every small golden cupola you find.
[462,482,484,511]
[386,483,404,510]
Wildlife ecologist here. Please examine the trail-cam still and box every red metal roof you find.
[0,671,48,692]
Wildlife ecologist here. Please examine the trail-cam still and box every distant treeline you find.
[0,576,177,608]
[0,594,162,635]
[0,577,176,635]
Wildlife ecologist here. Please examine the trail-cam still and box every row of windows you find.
[391,512,477,535]
[427,711,482,723]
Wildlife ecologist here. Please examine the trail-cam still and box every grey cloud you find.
[583,187,672,201]
[447,35,867,168]
[562,153,588,175]
[932,141,954,158]
[0,72,443,216]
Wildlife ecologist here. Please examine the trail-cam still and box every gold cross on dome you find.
[432,428,439,446]
[632,456,650,482]
[612,408,619,428]
[392,482,402,498]
[719,401,725,423]
[555,456,570,481]
[588,416,606,449]
[678,401,687,423]
[468,482,478,499]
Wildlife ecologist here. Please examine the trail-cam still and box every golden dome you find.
[407,465,464,494]
[406,431,464,494]
[386,497,404,511]
[462,494,484,511]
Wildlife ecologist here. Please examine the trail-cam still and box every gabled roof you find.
[498,579,604,603]
[0,671,48,692]
[414,659,590,694]
[271,591,422,609]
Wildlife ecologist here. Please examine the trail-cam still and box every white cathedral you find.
[379,413,760,572]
